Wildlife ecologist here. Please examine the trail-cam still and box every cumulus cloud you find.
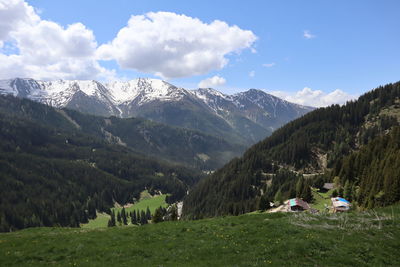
[198,75,226,88]
[249,70,255,78]
[303,30,316,39]
[263,62,275,67]
[0,0,39,42]
[97,11,257,79]
[0,2,255,81]
[269,87,355,107]
[0,0,114,80]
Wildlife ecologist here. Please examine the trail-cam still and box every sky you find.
[0,0,399,107]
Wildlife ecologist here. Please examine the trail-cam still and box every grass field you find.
[81,192,168,229]
[1,204,399,266]
[310,188,334,212]
[120,193,168,215]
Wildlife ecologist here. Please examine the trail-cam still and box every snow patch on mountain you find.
[191,87,234,113]
[106,78,188,105]
[0,79,17,96]
[0,78,314,129]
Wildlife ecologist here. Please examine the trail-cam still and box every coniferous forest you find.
[183,82,400,219]
[0,95,202,232]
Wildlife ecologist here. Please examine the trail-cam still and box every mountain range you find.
[0,78,313,145]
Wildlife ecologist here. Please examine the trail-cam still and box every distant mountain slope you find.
[0,95,244,170]
[183,81,400,218]
[0,96,204,232]
[0,78,313,145]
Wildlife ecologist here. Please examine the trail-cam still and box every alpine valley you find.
[0,78,312,232]
[1,1,400,266]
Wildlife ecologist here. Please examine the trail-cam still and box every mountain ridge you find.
[0,77,313,145]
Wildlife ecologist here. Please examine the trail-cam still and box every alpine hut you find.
[331,197,351,212]
[288,198,310,212]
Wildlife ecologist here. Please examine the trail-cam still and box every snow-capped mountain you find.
[0,77,313,145]
[106,78,189,105]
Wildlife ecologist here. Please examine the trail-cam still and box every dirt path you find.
[268,200,289,213]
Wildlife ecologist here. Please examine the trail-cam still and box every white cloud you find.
[249,70,255,78]
[0,0,39,42]
[0,3,256,81]
[303,30,316,39]
[262,62,275,67]
[97,11,257,79]
[0,0,116,80]
[322,89,354,106]
[269,87,355,107]
[198,75,226,88]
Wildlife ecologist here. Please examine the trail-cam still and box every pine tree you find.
[351,184,357,203]
[117,211,122,225]
[136,210,141,225]
[140,210,147,225]
[258,195,269,211]
[170,205,178,221]
[343,180,352,201]
[87,198,97,220]
[110,210,116,227]
[121,207,127,225]
[162,207,167,216]
[338,187,344,197]
[274,189,283,205]
[331,189,338,197]
[152,207,164,223]
[131,210,137,225]
[81,210,89,224]
[296,176,304,198]
[301,182,313,203]
[146,207,151,220]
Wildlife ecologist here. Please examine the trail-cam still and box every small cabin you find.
[288,198,310,212]
[320,183,334,193]
[331,197,351,212]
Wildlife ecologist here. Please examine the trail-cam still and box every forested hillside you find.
[183,82,400,219]
[330,126,400,208]
[0,95,244,170]
[0,96,202,232]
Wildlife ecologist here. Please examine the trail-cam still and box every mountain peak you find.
[0,77,313,144]
[193,87,229,99]
[106,78,188,105]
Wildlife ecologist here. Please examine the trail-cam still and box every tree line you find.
[107,205,178,227]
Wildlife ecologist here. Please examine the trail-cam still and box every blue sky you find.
[1,0,399,106]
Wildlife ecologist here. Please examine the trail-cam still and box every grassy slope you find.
[82,194,168,229]
[1,205,399,267]
[310,188,334,212]
[122,194,168,215]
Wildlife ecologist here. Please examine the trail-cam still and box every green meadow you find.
[82,192,169,229]
[310,188,334,212]
[1,204,399,266]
